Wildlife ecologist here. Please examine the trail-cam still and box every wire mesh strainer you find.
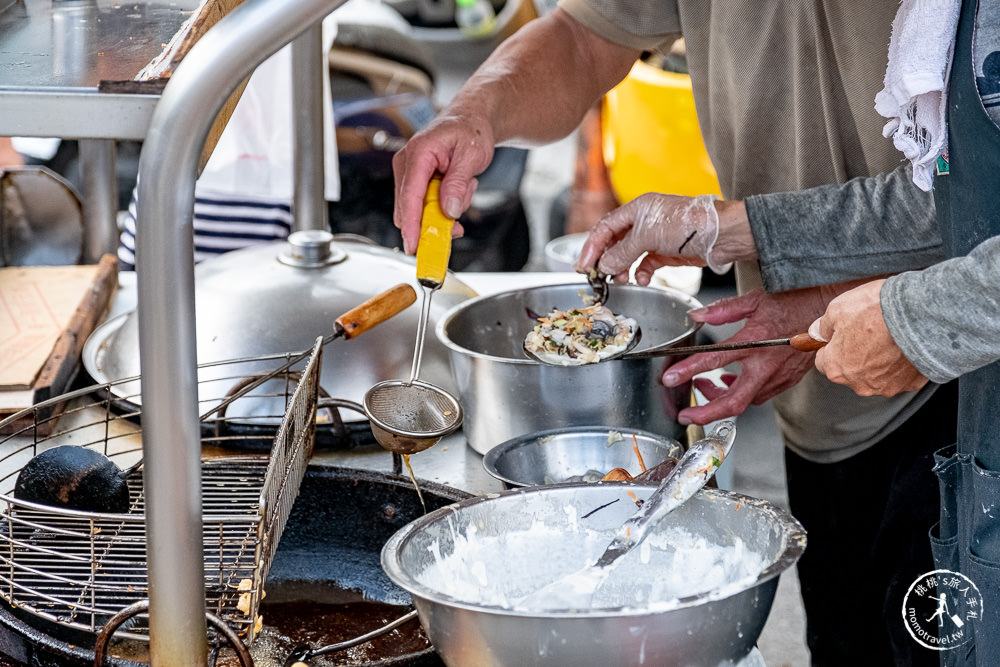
[363,177,463,454]
[364,379,462,455]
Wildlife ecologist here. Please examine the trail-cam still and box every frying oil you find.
[213,592,431,666]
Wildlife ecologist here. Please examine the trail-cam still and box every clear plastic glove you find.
[392,110,490,253]
[575,193,731,284]
[661,285,852,425]
[809,279,929,396]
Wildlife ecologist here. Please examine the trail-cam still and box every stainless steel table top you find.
[0,0,198,88]
[0,0,202,138]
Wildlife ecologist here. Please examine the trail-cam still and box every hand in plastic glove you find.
[809,279,929,396]
[392,109,490,253]
[661,284,855,425]
[575,194,755,284]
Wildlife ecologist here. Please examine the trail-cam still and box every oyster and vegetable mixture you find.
[524,302,638,365]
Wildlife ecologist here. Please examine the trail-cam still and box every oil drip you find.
[401,454,426,514]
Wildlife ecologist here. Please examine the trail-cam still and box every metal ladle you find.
[525,271,826,364]
[524,327,825,365]
[364,178,463,454]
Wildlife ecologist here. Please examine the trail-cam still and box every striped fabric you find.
[118,188,293,270]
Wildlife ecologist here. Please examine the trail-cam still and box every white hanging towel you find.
[874,0,962,192]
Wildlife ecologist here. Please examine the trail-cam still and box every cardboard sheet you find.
[0,264,107,389]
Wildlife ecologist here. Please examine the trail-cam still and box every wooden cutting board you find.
[0,256,117,412]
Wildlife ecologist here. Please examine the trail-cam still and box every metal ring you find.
[93,600,254,667]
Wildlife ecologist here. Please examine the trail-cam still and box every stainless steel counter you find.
[0,0,196,139]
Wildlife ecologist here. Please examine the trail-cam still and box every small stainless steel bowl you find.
[483,426,683,488]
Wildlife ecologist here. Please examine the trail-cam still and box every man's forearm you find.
[446,8,640,148]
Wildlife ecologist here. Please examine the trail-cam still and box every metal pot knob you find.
[278,229,347,268]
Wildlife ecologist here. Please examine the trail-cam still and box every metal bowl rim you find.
[433,282,704,364]
[481,425,684,488]
[381,483,806,618]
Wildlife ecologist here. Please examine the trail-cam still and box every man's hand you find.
[575,195,754,284]
[391,110,490,253]
[809,279,929,396]
[661,285,851,425]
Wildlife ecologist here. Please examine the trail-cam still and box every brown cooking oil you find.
[214,598,432,666]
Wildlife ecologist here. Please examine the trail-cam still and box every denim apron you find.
[930,1,1000,665]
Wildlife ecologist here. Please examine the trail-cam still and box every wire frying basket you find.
[0,337,326,645]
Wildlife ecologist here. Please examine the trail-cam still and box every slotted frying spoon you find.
[516,421,737,609]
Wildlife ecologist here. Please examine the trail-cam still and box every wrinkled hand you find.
[392,110,494,253]
[661,285,846,425]
[575,193,724,285]
[809,280,929,396]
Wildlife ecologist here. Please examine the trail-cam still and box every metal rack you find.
[2,0,347,661]
[0,339,324,644]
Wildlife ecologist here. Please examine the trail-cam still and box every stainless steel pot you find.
[83,233,476,415]
[381,484,806,667]
[434,283,701,454]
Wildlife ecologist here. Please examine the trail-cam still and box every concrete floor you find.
[518,138,812,667]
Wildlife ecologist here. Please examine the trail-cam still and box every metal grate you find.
[0,338,324,644]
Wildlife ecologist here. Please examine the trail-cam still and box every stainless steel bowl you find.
[435,283,702,454]
[381,484,806,667]
[482,426,683,488]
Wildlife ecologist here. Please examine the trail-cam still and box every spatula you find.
[594,420,737,568]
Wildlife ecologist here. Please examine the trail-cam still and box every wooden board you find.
[0,256,118,418]
[131,0,249,171]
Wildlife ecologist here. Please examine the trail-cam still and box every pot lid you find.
[84,232,476,419]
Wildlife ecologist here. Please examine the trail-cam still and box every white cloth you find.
[198,16,340,201]
[874,0,962,192]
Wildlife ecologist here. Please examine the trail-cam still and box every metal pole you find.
[291,23,328,232]
[134,0,345,663]
[78,139,119,263]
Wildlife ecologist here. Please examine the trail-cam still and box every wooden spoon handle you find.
[789,332,827,352]
[334,283,417,339]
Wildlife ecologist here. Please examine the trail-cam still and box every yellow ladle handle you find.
[416,177,454,287]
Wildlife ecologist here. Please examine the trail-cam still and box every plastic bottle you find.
[455,0,497,38]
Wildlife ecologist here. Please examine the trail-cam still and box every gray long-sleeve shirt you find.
[883,239,1000,383]
[746,163,945,292]
[746,163,1000,384]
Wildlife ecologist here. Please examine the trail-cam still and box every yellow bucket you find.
[601,59,721,203]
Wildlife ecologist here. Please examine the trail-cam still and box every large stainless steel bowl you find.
[382,484,806,667]
[435,283,702,454]
[482,425,683,488]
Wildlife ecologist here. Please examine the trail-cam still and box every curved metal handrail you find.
[133,0,346,662]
